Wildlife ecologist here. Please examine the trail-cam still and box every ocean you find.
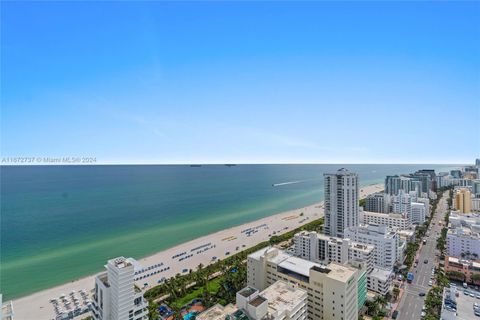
[0,164,457,299]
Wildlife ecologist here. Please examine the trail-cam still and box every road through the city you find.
[396,190,449,320]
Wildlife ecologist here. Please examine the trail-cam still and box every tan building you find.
[248,247,362,320]
[454,188,472,213]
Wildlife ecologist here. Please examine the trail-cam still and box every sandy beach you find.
[11,183,383,320]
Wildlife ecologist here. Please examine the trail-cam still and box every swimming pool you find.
[183,312,198,320]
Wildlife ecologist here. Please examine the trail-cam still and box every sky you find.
[1,1,479,164]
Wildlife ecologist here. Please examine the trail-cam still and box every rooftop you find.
[260,281,307,317]
[369,267,393,281]
[249,296,267,307]
[275,254,321,278]
[238,286,258,298]
[196,304,237,320]
[322,262,357,282]
[363,211,407,220]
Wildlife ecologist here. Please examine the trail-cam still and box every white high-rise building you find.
[92,257,148,320]
[324,168,359,238]
[344,224,400,269]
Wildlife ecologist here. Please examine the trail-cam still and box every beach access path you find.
[12,183,384,320]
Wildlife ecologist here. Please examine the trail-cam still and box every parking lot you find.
[443,284,480,320]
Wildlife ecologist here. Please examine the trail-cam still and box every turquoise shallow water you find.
[0,164,457,299]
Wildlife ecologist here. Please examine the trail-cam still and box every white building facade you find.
[361,210,411,230]
[324,168,359,238]
[344,224,400,269]
[92,257,148,320]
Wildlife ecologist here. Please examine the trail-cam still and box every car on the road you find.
[392,310,399,319]
[421,311,426,318]
[424,259,428,264]
[428,280,433,286]
[419,292,426,297]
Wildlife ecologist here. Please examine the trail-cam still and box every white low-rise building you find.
[294,231,374,273]
[446,226,480,259]
[361,210,411,230]
[344,224,400,269]
[92,257,148,320]
[367,268,394,296]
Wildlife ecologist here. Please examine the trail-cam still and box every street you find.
[396,190,449,320]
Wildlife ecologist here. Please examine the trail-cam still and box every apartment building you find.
[92,257,148,320]
[324,169,359,238]
[344,224,400,269]
[248,247,361,320]
[364,193,389,214]
[446,226,480,259]
[294,231,374,273]
[361,211,411,230]
[410,202,426,225]
[454,188,472,213]
[198,280,308,320]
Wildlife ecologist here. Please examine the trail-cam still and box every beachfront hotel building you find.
[324,168,359,238]
[360,210,411,230]
[197,280,307,320]
[91,257,148,320]
[247,247,363,320]
[344,224,400,269]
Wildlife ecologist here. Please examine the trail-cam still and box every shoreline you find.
[11,183,384,320]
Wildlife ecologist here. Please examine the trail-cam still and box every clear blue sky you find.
[2,1,479,164]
